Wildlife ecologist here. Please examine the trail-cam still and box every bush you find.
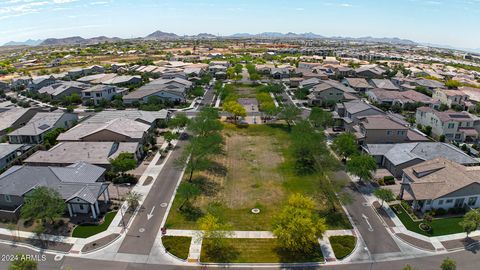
[377,178,385,186]
[112,173,138,184]
[447,207,466,215]
[401,201,413,214]
[435,208,447,216]
[383,176,395,185]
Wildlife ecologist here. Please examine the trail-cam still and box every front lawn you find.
[162,236,191,260]
[329,235,356,259]
[72,211,117,238]
[391,204,464,236]
[200,238,324,263]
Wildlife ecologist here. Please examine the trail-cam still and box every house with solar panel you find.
[8,112,78,144]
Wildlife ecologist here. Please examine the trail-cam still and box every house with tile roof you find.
[400,158,480,213]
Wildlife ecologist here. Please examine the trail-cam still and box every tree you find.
[168,113,189,128]
[42,127,65,148]
[234,64,243,74]
[177,182,201,210]
[374,188,395,206]
[402,264,418,270]
[460,209,480,237]
[126,191,142,210]
[21,187,65,224]
[309,107,333,128]
[445,80,460,89]
[197,214,235,262]
[440,257,456,270]
[278,104,301,129]
[110,153,137,175]
[223,100,246,123]
[163,131,179,146]
[346,154,377,182]
[273,194,327,253]
[9,253,38,270]
[332,133,358,159]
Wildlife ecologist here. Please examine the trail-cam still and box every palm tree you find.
[126,191,142,211]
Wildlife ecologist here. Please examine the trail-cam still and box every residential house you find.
[28,76,56,91]
[432,89,468,108]
[400,158,480,213]
[355,114,428,145]
[342,78,374,93]
[299,78,322,89]
[0,162,109,220]
[101,75,142,87]
[8,112,78,144]
[81,85,127,105]
[83,109,169,128]
[366,89,434,107]
[77,73,117,84]
[271,68,290,79]
[123,84,187,104]
[415,107,479,142]
[355,65,385,79]
[370,79,399,91]
[363,142,479,178]
[57,118,150,144]
[0,144,24,171]
[38,81,91,100]
[307,83,345,106]
[11,77,31,90]
[24,141,142,169]
[334,100,385,130]
[415,78,445,91]
[0,108,44,136]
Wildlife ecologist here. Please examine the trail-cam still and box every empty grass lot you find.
[200,238,324,263]
[166,124,351,231]
[162,236,191,260]
[391,204,464,236]
[72,211,117,238]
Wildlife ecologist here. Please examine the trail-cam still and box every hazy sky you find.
[1,0,479,49]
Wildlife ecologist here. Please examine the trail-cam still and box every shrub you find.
[401,201,413,214]
[435,208,447,216]
[112,173,138,184]
[383,176,395,185]
[377,178,385,186]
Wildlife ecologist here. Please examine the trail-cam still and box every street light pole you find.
[115,183,130,230]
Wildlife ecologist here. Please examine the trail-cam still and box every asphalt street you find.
[117,138,188,255]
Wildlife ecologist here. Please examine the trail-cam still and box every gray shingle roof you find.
[0,162,106,204]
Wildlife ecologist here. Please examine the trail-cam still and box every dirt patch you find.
[442,236,480,251]
[396,233,436,251]
[143,176,154,186]
[221,133,285,208]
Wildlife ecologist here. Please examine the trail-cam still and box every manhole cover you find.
[54,254,63,261]
[362,203,370,207]
[251,208,260,214]
[160,203,168,208]
[139,228,145,233]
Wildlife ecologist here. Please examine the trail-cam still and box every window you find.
[448,123,455,129]
[426,200,431,205]
[84,92,91,97]
[468,197,477,206]
[438,200,444,205]
[446,199,453,203]
[386,130,392,135]
[4,195,11,202]
[96,93,101,97]
[79,204,84,210]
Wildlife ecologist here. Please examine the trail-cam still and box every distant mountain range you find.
[3,39,43,46]
[0,30,447,48]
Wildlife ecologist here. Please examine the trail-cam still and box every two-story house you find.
[81,85,127,105]
[415,107,479,142]
[432,89,468,108]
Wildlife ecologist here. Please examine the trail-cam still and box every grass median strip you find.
[200,238,324,263]
[329,235,356,259]
[162,236,191,260]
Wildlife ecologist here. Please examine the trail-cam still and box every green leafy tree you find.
[21,187,65,224]
[440,257,456,270]
[198,214,235,262]
[332,133,358,158]
[223,100,246,123]
[168,113,190,128]
[9,253,38,270]
[163,131,179,146]
[273,194,327,253]
[110,153,137,175]
[309,107,333,128]
[126,191,142,210]
[374,188,395,206]
[445,80,460,89]
[460,209,480,237]
[42,127,65,148]
[234,64,243,74]
[278,104,301,130]
[177,182,201,211]
[346,154,377,182]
